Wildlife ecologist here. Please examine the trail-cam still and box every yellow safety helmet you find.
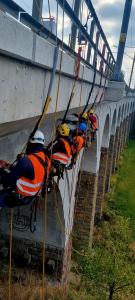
[57,123,70,136]
[82,112,88,119]
[89,109,94,114]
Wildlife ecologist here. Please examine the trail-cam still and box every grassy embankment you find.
[1,141,135,300]
[72,140,135,300]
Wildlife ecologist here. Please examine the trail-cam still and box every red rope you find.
[75,46,82,79]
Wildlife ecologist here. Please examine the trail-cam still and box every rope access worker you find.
[46,123,72,180]
[0,130,50,207]
[88,109,99,142]
[68,122,87,169]
[79,111,88,124]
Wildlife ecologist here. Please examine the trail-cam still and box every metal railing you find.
[0,0,115,75]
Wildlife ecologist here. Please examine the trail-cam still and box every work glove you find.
[16,153,25,160]
[0,160,10,169]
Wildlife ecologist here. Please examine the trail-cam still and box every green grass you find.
[109,140,135,237]
[73,140,135,300]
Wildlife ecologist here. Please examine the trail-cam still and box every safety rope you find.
[31,46,59,136]
[62,0,86,124]
[51,79,92,261]
[94,60,110,110]
[8,208,13,300]
[90,55,104,111]
[42,187,47,300]
[47,0,51,19]
[53,3,65,119]
[10,44,59,165]
[62,46,82,124]
[6,2,105,290]
[41,0,66,285]
[81,32,98,116]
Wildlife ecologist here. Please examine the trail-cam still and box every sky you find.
[14,0,135,87]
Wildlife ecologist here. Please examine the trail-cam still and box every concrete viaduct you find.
[0,7,135,281]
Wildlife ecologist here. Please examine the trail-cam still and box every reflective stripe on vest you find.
[51,138,71,165]
[89,114,99,130]
[16,151,46,197]
[51,152,71,165]
[72,136,84,155]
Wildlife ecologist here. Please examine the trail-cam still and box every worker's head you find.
[29,130,45,145]
[81,112,88,120]
[77,122,87,132]
[57,123,70,137]
[89,109,94,114]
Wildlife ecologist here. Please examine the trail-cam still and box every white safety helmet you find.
[30,130,45,145]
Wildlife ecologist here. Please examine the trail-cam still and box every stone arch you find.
[133,101,135,112]
[130,102,133,114]
[123,104,127,120]
[101,114,110,148]
[127,102,130,116]
[111,109,117,135]
[105,109,117,192]
[120,104,125,123]
[81,139,98,174]
[95,114,110,220]
[117,106,121,127]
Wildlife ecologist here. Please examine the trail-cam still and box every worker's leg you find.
[0,190,11,207]
[0,189,31,208]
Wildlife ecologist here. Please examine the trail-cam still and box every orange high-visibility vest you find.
[93,116,99,131]
[16,152,49,197]
[51,138,71,165]
[89,114,99,131]
[72,136,85,155]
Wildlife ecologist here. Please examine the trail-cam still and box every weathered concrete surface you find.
[0,10,105,126]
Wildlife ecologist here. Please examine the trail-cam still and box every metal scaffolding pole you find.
[70,0,81,50]
[128,53,135,90]
[113,0,132,81]
[87,19,95,63]
[32,0,43,22]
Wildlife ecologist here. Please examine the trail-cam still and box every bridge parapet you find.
[0,10,107,126]
[104,81,126,102]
